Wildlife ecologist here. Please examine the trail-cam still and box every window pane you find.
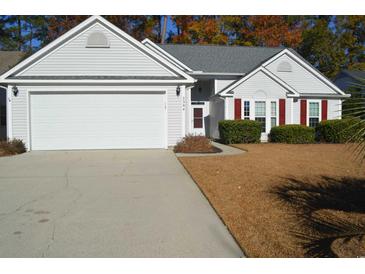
[194,118,203,128]
[309,117,319,128]
[244,101,250,117]
[193,108,203,128]
[255,101,266,116]
[271,117,277,128]
[309,102,319,117]
[271,102,277,117]
[255,117,266,133]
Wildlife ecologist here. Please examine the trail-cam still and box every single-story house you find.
[0,51,25,140]
[0,16,350,151]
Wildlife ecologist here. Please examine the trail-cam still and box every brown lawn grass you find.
[178,143,365,257]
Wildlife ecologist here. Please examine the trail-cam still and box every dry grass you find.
[173,135,219,153]
[0,139,26,157]
[179,143,365,257]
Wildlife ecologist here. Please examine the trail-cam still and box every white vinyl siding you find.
[10,85,183,150]
[215,79,237,94]
[265,54,338,95]
[231,70,289,99]
[328,99,342,119]
[19,24,176,77]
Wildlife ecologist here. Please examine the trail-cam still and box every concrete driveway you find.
[0,150,243,257]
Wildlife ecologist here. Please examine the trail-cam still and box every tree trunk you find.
[17,16,22,51]
[161,16,168,44]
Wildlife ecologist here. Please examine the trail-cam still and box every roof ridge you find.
[158,43,285,50]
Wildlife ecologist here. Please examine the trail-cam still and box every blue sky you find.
[163,16,177,36]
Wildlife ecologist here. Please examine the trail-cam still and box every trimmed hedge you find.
[315,118,362,143]
[269,125,315,144]
[218,120,261,144]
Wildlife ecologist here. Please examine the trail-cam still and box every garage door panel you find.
[30,93,166,150]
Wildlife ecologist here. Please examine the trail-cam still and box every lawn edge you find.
[177,155,250,258]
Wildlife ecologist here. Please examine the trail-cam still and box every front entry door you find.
[191,103,206,135]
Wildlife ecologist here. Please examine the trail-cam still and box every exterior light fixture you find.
[12,86,19,97]
[176,86,181,96]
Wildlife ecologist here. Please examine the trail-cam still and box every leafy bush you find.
[0,139,26,156]
[315,118,363,143]
[174,135,219,153]
[269,125,315,144]
[218,120,261,144]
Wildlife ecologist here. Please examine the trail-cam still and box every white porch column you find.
[180,85,186,138]
[185,87,192,135]
[6,85,13,139]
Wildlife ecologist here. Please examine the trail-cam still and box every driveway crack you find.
[41,165,82,257]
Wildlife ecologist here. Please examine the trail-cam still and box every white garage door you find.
[30,92,166,150]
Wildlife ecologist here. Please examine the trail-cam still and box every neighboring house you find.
[0,51,25,140]
[0,16,350,150]
[334,69,365,93]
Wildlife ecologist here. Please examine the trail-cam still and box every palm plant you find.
[271,176,365,257]
[342,80,365,158]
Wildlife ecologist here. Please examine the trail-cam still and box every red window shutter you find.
[234,99,241,120]
[300,99,307,125]
[321,100,328,121]
[279,99,286,125]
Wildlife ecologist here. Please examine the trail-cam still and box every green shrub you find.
[315,118,363,143]
[269,125,315,144]
[0,138,26,156]
[218,120,261,144]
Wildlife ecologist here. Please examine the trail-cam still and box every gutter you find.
[0,79,196,85]
[287,93,351,99]
[188,71,245,77]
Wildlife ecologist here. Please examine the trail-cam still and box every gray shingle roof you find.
[0,51,25,75]
[158,44,283,73]
[342,69,365,80]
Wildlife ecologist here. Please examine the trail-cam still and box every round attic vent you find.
[255,89,267,98]
[277,61,292,72]
[86,31,109,48]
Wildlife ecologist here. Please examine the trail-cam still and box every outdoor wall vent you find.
[86,31,110,48]
[277,61,292,72]
[255,89,267,98]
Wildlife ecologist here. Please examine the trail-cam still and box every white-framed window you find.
[255,101,266,132]
[271,101,277,128]
[308,101,320,128]
[243,101,250,120]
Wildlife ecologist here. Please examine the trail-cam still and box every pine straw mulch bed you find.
[178,143,365,258]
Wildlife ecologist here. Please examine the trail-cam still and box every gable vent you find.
[86,31,110,48]
[255,89,267,98]
[277,61,292,72]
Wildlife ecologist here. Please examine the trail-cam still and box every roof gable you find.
[0,16,195,83]
[264,49,346,96]
[230,70,294,98]
[219,66,299,97]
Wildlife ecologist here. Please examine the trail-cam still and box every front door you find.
[191,103,206,135]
